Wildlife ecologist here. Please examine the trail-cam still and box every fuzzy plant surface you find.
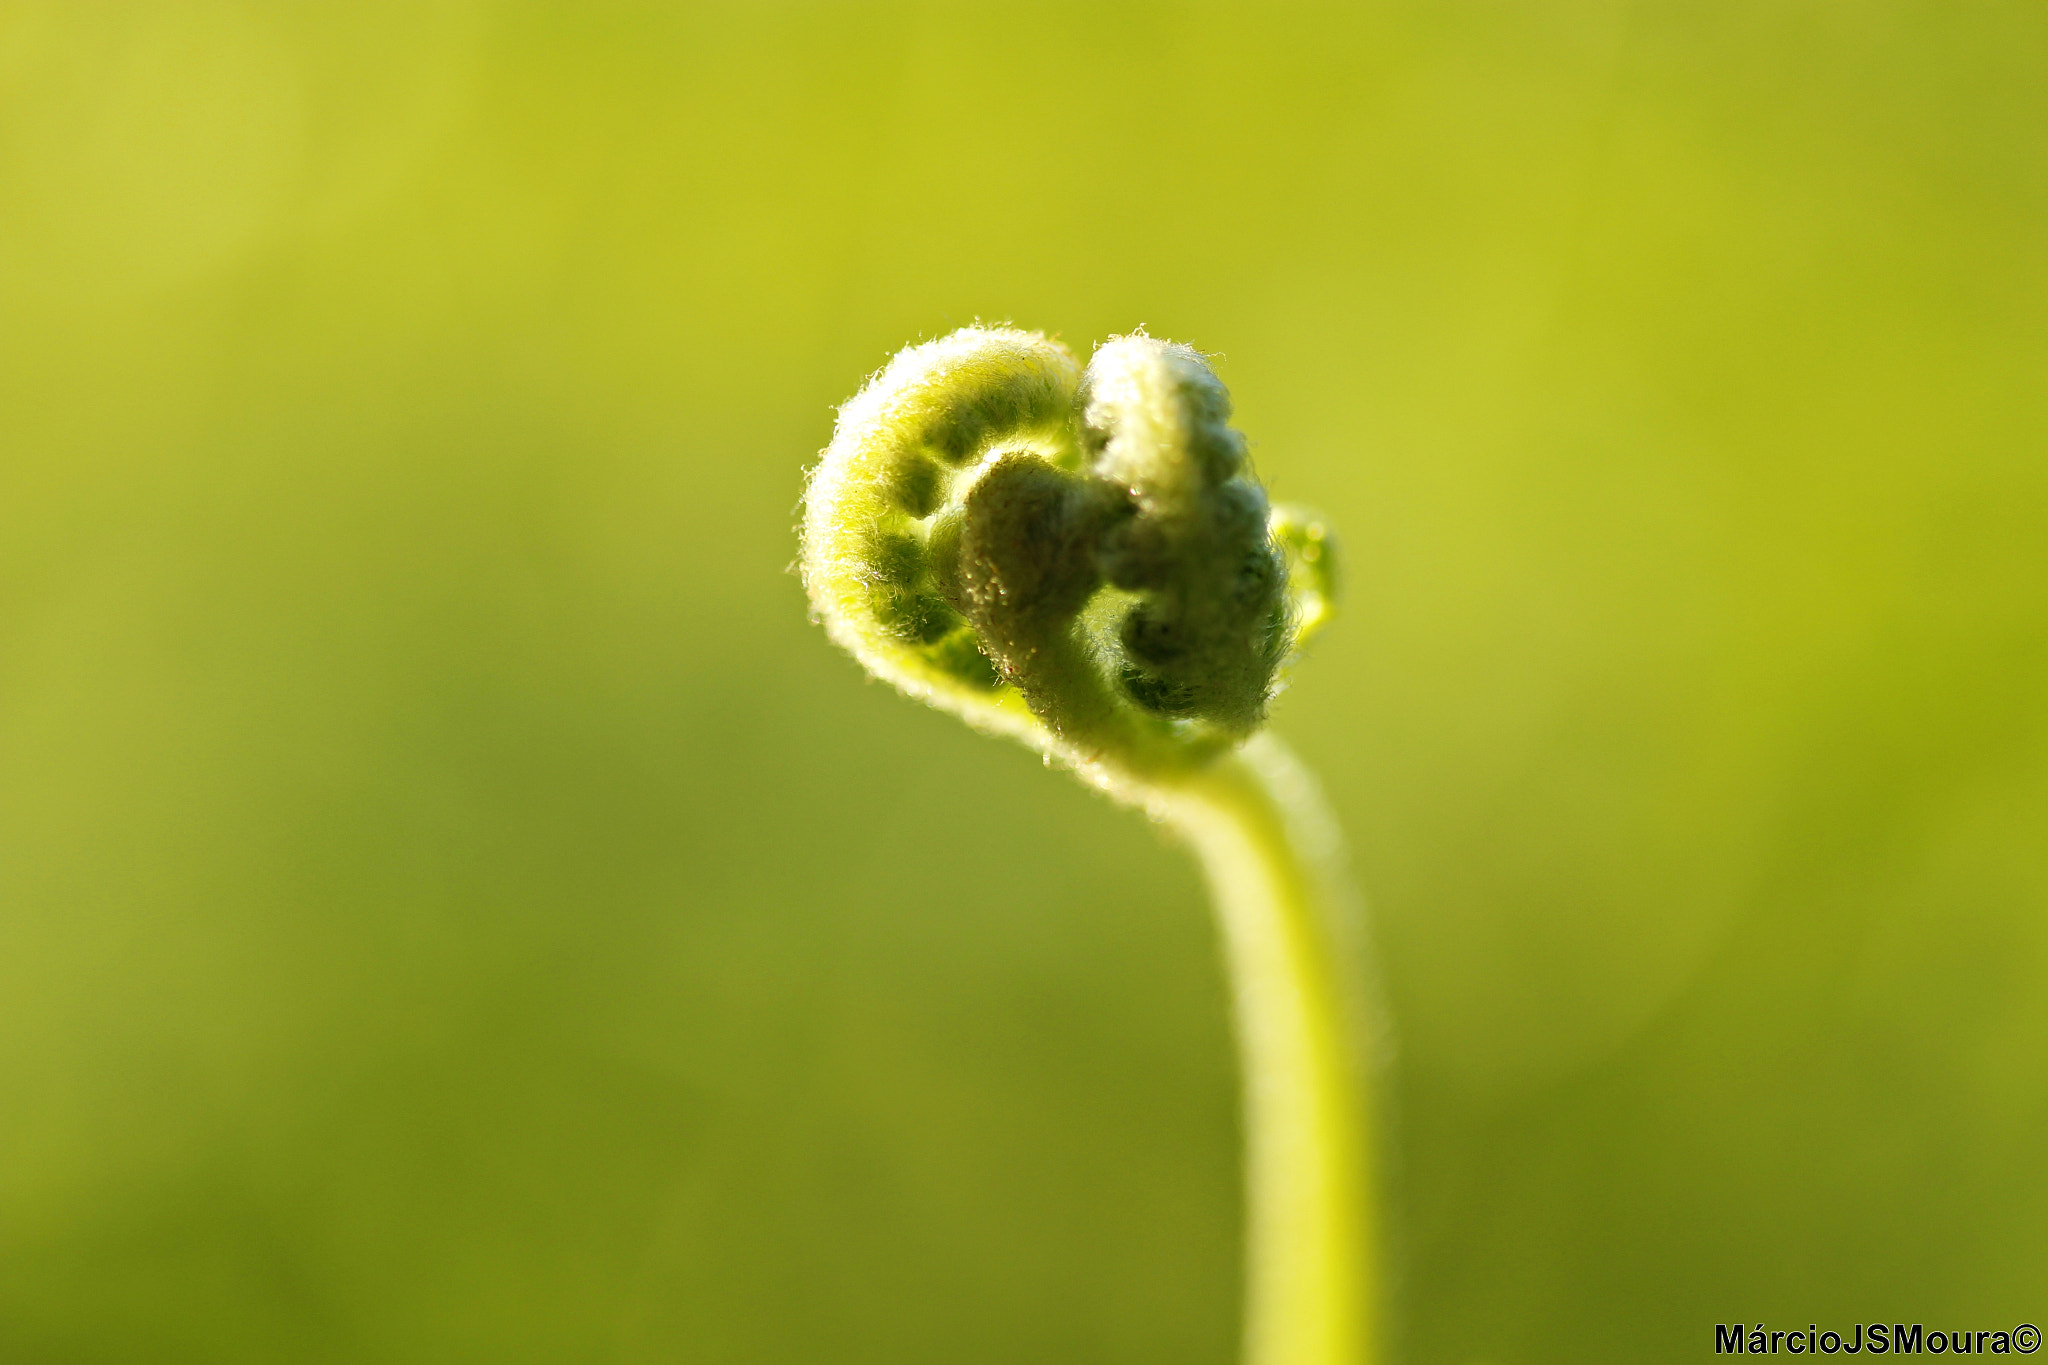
[801,327,1374,1365]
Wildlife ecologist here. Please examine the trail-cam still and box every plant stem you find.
[1151,732,1377,1365]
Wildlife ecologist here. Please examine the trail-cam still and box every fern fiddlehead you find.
[801,327,1372,1365]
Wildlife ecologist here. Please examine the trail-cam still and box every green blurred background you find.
[2,2,2043,1361]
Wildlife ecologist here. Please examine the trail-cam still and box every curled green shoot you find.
[801,327,1373,1365]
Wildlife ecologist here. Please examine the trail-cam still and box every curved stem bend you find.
[1149,734,1378,1365]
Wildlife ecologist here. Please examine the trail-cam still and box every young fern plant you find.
[800,327,1374,1365]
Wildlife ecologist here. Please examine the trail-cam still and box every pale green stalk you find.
[800,326,1374,1365]
[1154,733,1373,1365]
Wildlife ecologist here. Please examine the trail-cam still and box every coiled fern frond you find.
[801,327,1372,1365]
[802,327,1336,790]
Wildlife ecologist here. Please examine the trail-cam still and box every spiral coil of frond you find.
[801,326,1337,786]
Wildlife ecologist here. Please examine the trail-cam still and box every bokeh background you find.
[3,2,2044,1361]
